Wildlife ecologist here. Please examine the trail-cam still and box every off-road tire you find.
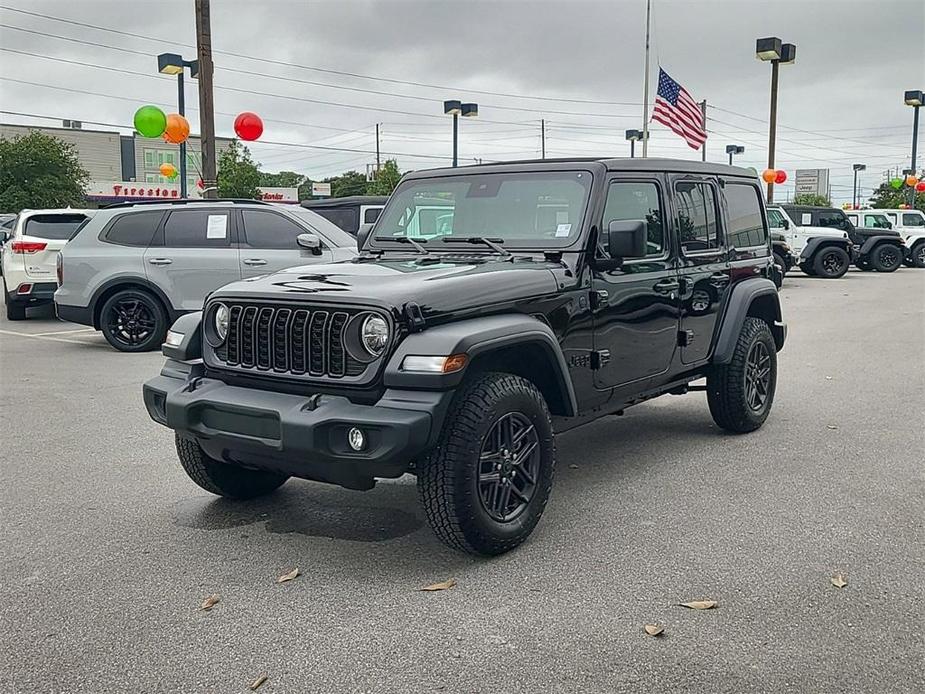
[4,292,26,320]
[772,252,787,288]
[99,288,168,352]
[855,258,874,271]
[870,243,903,273]
[707,317,777,434]
[798,262,815,276]
[417,371,556,556]
[910,242,925,269]
[175,434,289,499]
[812,246,850,279]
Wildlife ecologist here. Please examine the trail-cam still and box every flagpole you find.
[641,0,651,158]
[700,100,707,161]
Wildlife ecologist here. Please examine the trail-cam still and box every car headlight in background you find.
[214,303,229,343]
[361,314,389,356]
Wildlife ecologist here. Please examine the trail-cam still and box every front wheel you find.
[417,372,555,556]
[99,288,168,352]
[870,243,903,273]
[812,246,850,278]
[707,317,777,433]
[910,243,925,269]
[175,434,289,499]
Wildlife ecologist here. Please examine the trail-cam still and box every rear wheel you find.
[812,246,850,279]
[99,288,167,352]
[870,243,903,273]
[911,242,925,269]
[799,263,816,276]
[2,279,26,320]
[175,434,289,499]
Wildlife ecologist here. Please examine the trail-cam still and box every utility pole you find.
[195,0,217,198]
[541,119,546,159]
[641,0,651,158]
[375,123,381,174]
[766,59,780,203]
[700,100,707,162]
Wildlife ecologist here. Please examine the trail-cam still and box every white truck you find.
[766,205,854,279]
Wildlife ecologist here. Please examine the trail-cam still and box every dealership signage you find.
[311,182,332,197]
[86,181,299,203]
[794,169,830,197]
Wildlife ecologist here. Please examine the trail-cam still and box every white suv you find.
[1,208,93,320]
[851,208,925,268]
[766,206,854,278]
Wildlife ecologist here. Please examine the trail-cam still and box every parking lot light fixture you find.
[157,52,199,198]
[756,38,796,204]
[725,144,745,165]
[904,90,922,205]
[625,129,648,158]
[443,100,478,168]
[852,164,866,210]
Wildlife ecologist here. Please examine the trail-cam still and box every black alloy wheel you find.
[813,246,850,278]
[744,341,772,412]
[912,243,925,269]
[477,412,541,523]
[100,289,167,352]
[872,244,903,272]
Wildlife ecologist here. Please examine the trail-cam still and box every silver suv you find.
[55,199,357,352]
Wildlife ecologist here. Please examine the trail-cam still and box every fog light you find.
[347,427,366,451]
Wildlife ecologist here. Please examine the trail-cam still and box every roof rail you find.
[103,198,271,209]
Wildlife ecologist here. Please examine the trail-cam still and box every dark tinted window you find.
[815,210,850,231]
[104,212,162,247]
[363,207,381,224]
[602,181,665,256]
[314,207,359,234]
[725,184,766,248]
[163,210,231,247]
[242,210,306,249]
[676,182,720,252]
[902,213,924,227]
[23,214,89,240]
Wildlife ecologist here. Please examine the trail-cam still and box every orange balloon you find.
[761,169,777,184]
[906,175,919,187]
[159,162,177,178]
[163,113,190,144]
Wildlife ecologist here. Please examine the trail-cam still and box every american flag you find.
[652,68,707,149]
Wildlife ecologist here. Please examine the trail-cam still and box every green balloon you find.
[134,105,167,138]
[890,178,904,189]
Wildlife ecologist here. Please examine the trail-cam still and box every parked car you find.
[767,205,853,278]
[856,208,925,268]
[769,229,795,286]
[300,196,388,235]
[0,213,17,276]
[2,208,94,320]
[781,204,906,274]
[143,158,786,556]
[55,199,357,351]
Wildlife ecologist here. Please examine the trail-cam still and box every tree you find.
[258,170,306,188]
[324,170,368,197]
[366,159,402,195]
[868,182,924,211]
[0,131,89,212]
[217,140,261,199]
[792,193,832,207]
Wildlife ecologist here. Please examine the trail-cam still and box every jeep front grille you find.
[213,302,369,379]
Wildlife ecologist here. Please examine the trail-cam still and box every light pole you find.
[157,53,199,198]
[625,129,647,158]
[904,90,922,206]
[725,144,745,166]
[852,164,866,209]
[443,100,478,167]
[756,38,796,204]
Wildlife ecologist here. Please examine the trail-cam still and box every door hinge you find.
[590,349,611,369]
[589,289,609,310]
[678,330,695,347]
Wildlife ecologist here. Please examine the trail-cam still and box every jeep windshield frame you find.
[370,169,595,251]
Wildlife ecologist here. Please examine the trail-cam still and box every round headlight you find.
[360,314,389,356]
[214,303,229,343]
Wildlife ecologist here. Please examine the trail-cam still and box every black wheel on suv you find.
[855,258,874,271]
[812,246,850,278]
[773,252,788,276]
[909,242,925,269]
[99,288,167,352]
[417,371,555,556]
[798,262,816,276]
[870,243,903,272]
[707,317,777,433]
[3,280,26,320]
[175,434,289,499]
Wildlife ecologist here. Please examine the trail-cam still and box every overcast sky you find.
[1,0,922,203]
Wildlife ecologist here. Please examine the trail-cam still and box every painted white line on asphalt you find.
[0,329,96,345]
[31,328,96,336]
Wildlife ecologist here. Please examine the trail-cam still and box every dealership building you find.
[0,121,299,204]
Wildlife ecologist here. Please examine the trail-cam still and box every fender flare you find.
[859,235,903,256]
[89,275,179,329]
[384,313,578,416]
[799,236,851,262]
[712,277,783,364]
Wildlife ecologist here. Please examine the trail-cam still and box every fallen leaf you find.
[825,376,833,380]
[826,424,838,430]
[420,578,457,592]
[277,568,300,584]
[831,574,848,589]
[200,593,221,611]
[250,674,269,691]
[644,624,664,636]
[678,600,718,610]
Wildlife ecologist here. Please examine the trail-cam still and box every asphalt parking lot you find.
[1,268,923,694]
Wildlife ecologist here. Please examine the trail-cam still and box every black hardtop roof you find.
[781,204,843,213]
[300,195,388,209]
[403,157,756,181]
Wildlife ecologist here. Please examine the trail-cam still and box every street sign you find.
[794,168,830,196]
[312,182,332,197]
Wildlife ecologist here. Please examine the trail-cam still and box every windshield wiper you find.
[441,236,511,256]
[388,236,430,254]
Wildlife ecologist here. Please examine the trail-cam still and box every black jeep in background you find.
[144,159,786,556]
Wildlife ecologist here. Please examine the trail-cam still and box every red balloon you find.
[916,181,925,193]
[234,112,263,141]
[774,170,787,184]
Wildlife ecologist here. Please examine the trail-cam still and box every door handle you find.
[653,278,680,294]
[147,258,172,266]
[709,272,730,287]
[243,258,267,266]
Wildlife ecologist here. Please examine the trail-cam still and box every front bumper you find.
[143,362,452,487]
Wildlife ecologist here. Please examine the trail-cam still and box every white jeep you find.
[766,206,854,279]
[852,208,925,268]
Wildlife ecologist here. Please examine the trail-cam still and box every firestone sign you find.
[86,181,299,203]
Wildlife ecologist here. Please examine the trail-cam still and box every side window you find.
[767,209,786,229]
[847,214,859,227]
[314,207,359,234]
[103,212,162,247]
[817,211,849,231]
[601,181,665,257]
[163,210,231,248]
[725,183,767,248]
[903,213,924,227]
[242,210,309,249]
[363,207,382,224]
[675,181,720,253]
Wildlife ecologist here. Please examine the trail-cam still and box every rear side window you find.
[163,210,231,247]
[103,212,162,247]
[602,181,665,256]
[815,210,849,231]
[363,207,382,224]
[675,181,720,252]
[314,207,359,234]
[23,214,88,240]
[242,210,307,249]
[902,213,924,227]
[724,183,767,248]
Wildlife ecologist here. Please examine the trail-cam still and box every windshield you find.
[372,171,592,248]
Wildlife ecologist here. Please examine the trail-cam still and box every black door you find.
[672,177,730,364]
[592,177,680,390]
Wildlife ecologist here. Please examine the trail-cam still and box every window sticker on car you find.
[801,213,812,225]
[206,215,227,239]
[555,223,572,237]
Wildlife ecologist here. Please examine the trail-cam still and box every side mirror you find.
[607,220,648,259]
[296,233,323,256]
[356,222,373,251]
[782,219,790,230]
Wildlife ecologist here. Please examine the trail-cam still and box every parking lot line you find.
[0,328,96,345]
[31,327,96,336]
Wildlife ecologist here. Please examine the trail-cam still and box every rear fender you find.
[712,277,784,363]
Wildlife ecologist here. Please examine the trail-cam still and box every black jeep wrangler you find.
[143,159,786,556]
